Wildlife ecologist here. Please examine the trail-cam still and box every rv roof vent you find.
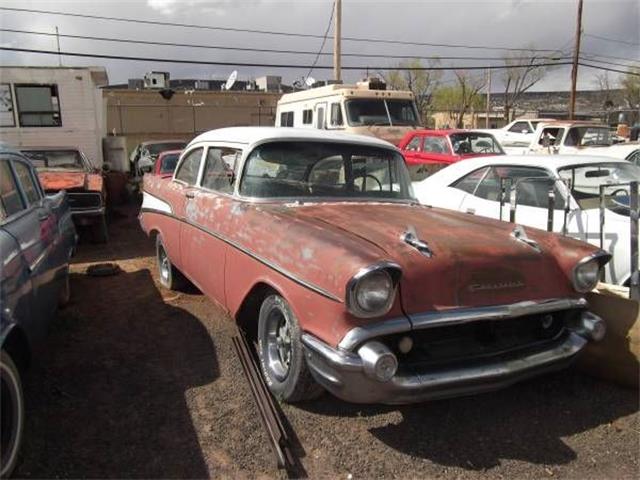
[357,77,387,91]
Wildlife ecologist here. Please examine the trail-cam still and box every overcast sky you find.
[0,0,638,91]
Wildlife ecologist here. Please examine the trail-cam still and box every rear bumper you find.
[302,307,602,405]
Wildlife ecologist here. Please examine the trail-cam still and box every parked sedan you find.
[150,149,182,178]
[414,155,640,286]
[399,129,504,179]
[21,147,108,243]
[141,127,608,405]
[1,147,76,477]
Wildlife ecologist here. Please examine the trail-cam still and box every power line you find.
[0,6,559,53]
[0,46,573,71]
[579,62,640,76]
[0,28,573,62]
[583,33,640,47]
[580,55,640,70]
[306,0,334,80]
[580,51,640,66]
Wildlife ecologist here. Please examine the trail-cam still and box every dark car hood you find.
[272,202,586,313]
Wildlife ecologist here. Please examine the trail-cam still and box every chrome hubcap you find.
[159,247,170,282]
[265,307,292,381]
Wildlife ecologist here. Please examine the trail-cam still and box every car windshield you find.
[564,126,611,147]
[145,142,186,156]
[159,153,180,174]
[558,162,640,210]
[449,133,505,155]
[22,150,87,170]
[346,99,419,126]
[240,141,415,200]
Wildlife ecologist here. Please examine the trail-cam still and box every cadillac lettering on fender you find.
[140,127,610,405]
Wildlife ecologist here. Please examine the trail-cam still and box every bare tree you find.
[594,71,616,111]
[383,59,442,125]
[620,68,640,109]
[501,49,554,121]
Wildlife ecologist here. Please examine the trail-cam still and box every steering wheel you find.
[610,188,628,197]
[354,174,383,191]
[478,146,492,153]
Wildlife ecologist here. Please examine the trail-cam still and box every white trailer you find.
[275,79,421,145]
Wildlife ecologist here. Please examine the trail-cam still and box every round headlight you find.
[573,258,600,293]
[354,270,394,316]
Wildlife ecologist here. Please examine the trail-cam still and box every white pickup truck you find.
[476,118,553,148]
[505,121,640,161]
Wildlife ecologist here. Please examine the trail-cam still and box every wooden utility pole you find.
[333,0,342,82]
[55,26,62,66]
[485,69,491,128]
[569,0,583,120]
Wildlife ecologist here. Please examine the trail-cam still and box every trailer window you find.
[330,103,343,127]
[302,109,313,125]
[15,84,62,127]
[280,111,294,127]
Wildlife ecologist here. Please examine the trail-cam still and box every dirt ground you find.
[13,206,640,479]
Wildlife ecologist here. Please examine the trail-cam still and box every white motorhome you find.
[275,79,421,145]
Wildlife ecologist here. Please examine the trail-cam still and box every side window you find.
[15,84,62,127]
[0,160,26,217]
[487,166,565,209]
[280,111,294,127]
[175,148,203,185]
[13,161,41,205]
[405,136,421,152]
[509,121,531,134]
[330,103,343,127]
[202,147,242,194]
[423,137,449,154]
[538,128,564,146]
[451,167,489,195]
[302,109,313,125]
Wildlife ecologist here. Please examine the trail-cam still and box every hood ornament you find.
[511,225,541,253]
[402,225,433,258]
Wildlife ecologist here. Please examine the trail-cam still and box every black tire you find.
[156,236,186,291]
[92,216,109,244]
[257,294,323,403]
[1,350,25,478]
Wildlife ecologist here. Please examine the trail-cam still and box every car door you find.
[0,156,57,343]
[460,165,588,239]
[503,121,532,146]
[168,147,204,271]
[181,145,242,306]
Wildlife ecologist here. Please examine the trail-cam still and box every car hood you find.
[38,170,103,192]
[269,202,591,314]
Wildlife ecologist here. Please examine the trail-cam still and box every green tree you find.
[383,59,442,126]
[433,71,485,128]
[620,69,640,109]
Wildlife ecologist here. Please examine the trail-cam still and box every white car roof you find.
[188,127,399,150]
[419,154,632,186]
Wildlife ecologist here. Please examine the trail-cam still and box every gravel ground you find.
[13,206,640,479]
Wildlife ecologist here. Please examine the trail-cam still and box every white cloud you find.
[147,0,231,16]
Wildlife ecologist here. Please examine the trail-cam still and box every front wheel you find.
[1,350,25,478]
[257,294,323,403]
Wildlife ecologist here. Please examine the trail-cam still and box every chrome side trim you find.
[139,208,342,302]
[337,297,588,352]
[338,316,412,352]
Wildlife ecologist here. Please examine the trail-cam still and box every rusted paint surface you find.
[141,172,602,348]
[38,171,104,193]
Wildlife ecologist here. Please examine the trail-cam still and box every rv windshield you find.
[346,99,419,127]
[22,149,88,171]
[240,141,415,200]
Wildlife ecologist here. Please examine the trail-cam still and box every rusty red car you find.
[21,146,108,242]
[150,149,182,178]
[140,127,609,405]
[399,129,504,180]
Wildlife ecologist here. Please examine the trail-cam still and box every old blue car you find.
[0,146,76,477]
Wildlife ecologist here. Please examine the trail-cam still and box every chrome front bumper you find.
[302,304,602,405]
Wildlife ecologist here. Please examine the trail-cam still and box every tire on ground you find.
[156,235,187,291]
[257,294,324,403]
[0,349,25,478]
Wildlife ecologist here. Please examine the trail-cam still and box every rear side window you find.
[175,148,203,185]
[405,136,421,151]
[13,161,41,205]
[509,121,531,133]
[451,167,489,194]
[0,160,26,217]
